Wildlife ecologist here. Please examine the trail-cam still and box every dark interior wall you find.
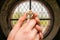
[53,28,60,40]
[0,0,7,40]
[0,0,60,40]
[0,0,5,10]
[56,0,60,7]
[53,0,60,40]
[0,25,6,40]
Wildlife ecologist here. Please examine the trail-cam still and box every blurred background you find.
[0,0,60,40]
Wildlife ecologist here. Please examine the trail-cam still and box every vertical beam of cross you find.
[30,0,31,10]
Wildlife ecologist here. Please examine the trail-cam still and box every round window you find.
[9,1,54,38]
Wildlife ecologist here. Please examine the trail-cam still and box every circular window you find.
[9,1,53,38]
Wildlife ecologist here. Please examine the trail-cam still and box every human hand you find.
[7,13,43,40]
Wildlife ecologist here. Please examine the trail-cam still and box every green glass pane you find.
[11,12,23,19]
[11,20,17,26]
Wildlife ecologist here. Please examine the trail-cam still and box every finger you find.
[35,34,39,40]
[39,33,43,39]
[33,13,38,17]
[32,13,38,19]
[20,19,30,30]
[35,17,40,25]
[13,13,27,29]
[7,14,27,40]
[31,28,37,38]
[25,19,36,30]
[35,25,42,32]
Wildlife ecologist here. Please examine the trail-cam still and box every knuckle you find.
[30,19,36,24]
[23,30,29,35]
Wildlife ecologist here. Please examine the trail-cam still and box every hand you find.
[7,13,43,40]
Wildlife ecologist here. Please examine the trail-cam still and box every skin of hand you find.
[7,13,43,40]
